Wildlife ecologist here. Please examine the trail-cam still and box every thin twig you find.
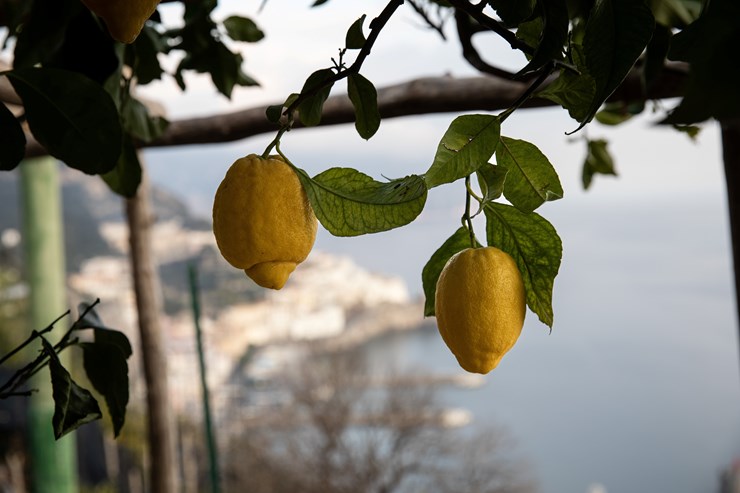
[0,309,70,366]
[446,0,535,55]
[499,63,555,122]
[454,9,524,80]
[284,0,405,118]
[407,0,447,40]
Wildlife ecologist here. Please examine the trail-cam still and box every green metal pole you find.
[19,157,78,493]
[187,263,220,493]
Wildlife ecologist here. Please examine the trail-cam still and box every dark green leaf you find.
[425,115,500,188]
[663,0,740,124]
[517,0,569,76]
[74,302,133,358]
[516,17,543,56]
[266,105,283,123]
[582,138,616,189]
[121,97,169,142]
[0,103,25,171]
[131,25,166,85]
[422,227,481,316]
[176,25,259,99]
[102,136,142,198]
[296,168,427,236]
[41,337,102,440]
[476,163,508,205]
[223,16,265,42]
[297,69,335,127]
[535,43,595,122]
[485,202,562,327]
[46,6,118,85]
[7,67,122,175]
[643,23,671,93]
[80,341,129,437]
[594,102,633,125]
[13,0,82,68]
[489,0,536,27]
[346,15,367,49]
[672,124,701,140]
[575,0,655,131]
[496,137,563,213]
[347,73,380,140]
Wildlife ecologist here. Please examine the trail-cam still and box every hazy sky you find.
[140,3,740,492]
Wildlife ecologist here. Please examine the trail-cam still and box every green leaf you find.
[80,341,129,437]
[535,44,595,122]
[297,69,335,127]
[346,15,367,49]
[75,302,133,358]
[425,115,500,188]
[296,168,427,236]
[517,0,569,76]
[489,0,536,27]
[496,137,563,213]
[41,337,102,440]
[347,73,380,140]
[421,227,481,317]
[102,136,142,198]
[582,138,616,189]
[121,97,169,142]
[0,102,25,171]
[266,105,283,123]
[7,67,122,175]
[223,16,265,42]
[594,102,634,125]
[484,202,562,327]
[476,163,508,205]
[516,17,543,56]
[12,0,82,69]
[672,124,701,140]
[576,0,655,131]
[131,25,166,85]
[663,0,740,124]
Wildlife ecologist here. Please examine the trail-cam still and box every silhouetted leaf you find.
[102,136,142,198]
[0,103,25,171]
[582,138,616,189]
[489,0,536,27]
[517,0,569,76]
[7,67,122,175]
[575,0,654,131]
[41,337,102,440]
[80,341,129,437]
[223,16,264,42]
[346,15,367,49]
[347,73,380,139]
[297,69,335,127]
[121,97,168,142]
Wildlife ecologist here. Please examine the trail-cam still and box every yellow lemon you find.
[435,246,526,374]
[212,154,318,290]
[81,0,160,43]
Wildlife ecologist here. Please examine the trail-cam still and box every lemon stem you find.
[463,175,477,248]
[262,127,288,159]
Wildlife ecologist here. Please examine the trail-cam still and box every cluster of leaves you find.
[265,0,737,329]
[0,0,264,195]
[0,300,132,439]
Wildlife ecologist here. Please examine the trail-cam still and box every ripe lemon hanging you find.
[212,154,318,290]
[435,246,526,374]
[81,0,160,43]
